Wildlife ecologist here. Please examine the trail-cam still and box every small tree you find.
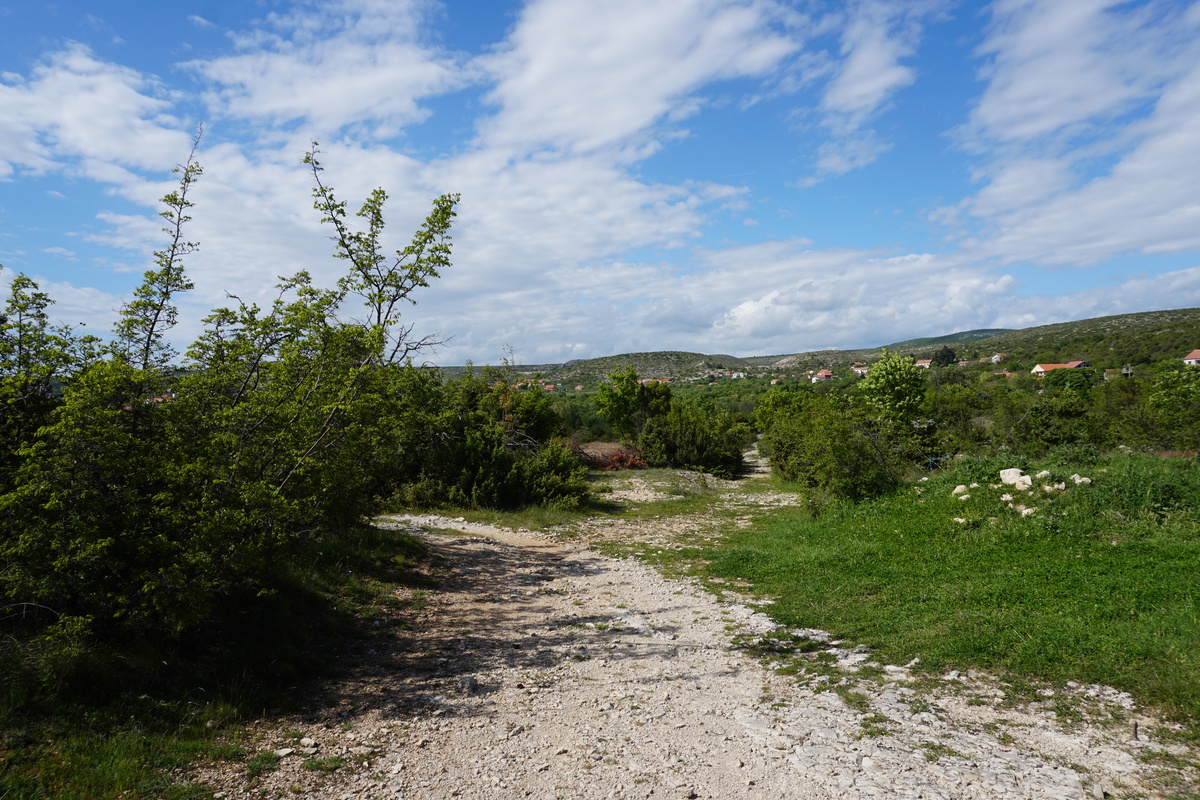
[1148,363,1200,449]
[594,367,670,440]
[0,272,95,486]
[858,349,926,423]
[305,143,458,363]
[112,131,200,372]
[931,345,957,368]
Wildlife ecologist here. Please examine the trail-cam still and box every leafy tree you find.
[594,366,670,439]
[1042,367,1093,395]
[857,349,926,423]
[306,144,458,362]
[0,142,464,648]
[0,272,95,487]
[1148,363,1200,449]
[926,382,990,454]
[753,386,814,432]
[931,345,957,367]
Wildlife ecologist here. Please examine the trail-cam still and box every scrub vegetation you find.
[2,135,1200,797]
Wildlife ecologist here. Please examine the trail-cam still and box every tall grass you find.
[706,454,1200,724]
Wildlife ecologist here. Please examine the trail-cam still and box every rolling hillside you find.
[447,308,1200,383]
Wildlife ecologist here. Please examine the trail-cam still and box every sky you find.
[2,0,1199,366]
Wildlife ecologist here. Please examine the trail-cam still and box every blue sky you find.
[2,0,1199,365]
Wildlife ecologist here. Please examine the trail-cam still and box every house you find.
[1184,349,1200,365]
[811,369,834,383]
[1031,360,1091,377]
[851,364,870,376]
[915,359,932,369]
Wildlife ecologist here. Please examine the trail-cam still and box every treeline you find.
[744,349,1200,508]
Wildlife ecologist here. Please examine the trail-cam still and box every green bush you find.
[386,370,588,511]
[638,401,749,479]
[761,395,908,503]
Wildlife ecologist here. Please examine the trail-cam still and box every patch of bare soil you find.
[190,469,1198,800]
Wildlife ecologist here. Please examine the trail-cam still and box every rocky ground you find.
[191,454,1199,799]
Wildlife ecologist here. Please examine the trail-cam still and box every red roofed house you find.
[915,359,932,369]
[1184,349,1200,366]
[1031,360,1090,377]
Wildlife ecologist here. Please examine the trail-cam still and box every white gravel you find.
[191,475,1198,800]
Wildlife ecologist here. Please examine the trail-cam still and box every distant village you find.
[519,348,1200,393]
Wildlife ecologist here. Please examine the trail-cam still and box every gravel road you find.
[194,472,1198,800]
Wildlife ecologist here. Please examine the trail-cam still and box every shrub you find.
[761,395,907,503]
[638,401,750,479]
[386,371,589,511]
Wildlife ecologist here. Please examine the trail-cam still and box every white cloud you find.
[476,0,802,159]
[187,0,466,137]
[960,0,1182,150]
[821,0,917,127]
[979,62,1200,266]
[803,0,944,181]
[0,270,124,332]
[0,43,190,182]
[951,1,1200,267]
[991,265,1200,331]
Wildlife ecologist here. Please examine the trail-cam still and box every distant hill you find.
[436,308,1200,383]
[958,308,1200,369]
[533,351,754,384]
[884,329,1014,349]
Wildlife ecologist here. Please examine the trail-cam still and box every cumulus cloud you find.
[0,44,189,181]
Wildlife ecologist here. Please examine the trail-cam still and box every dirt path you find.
[195,467,1197,800]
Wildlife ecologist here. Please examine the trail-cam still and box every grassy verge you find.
[703,453,1200,727]
[0,522,433,799]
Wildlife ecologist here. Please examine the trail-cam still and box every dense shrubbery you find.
[0,143,582,708]
[387,368,588,510]
[590,368,750,478]
[639,400,750,479]
[758,393,909,504]
[744,347,1200,506]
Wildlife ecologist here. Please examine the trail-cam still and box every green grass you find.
[0,710,219,800]
[703,454,1200,727]
[301,754,345,773]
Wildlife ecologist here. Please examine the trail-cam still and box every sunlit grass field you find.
[704,453,1200,726]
